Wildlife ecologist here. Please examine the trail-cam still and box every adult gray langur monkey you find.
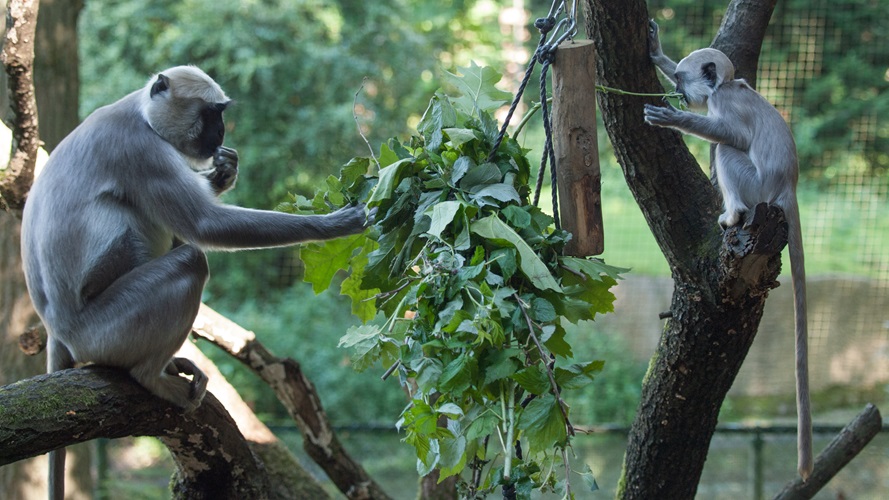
[643,21,812,481]
[21,65,371,500]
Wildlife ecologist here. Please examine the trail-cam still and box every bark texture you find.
[0,366,271,499]
[0,0,40,212]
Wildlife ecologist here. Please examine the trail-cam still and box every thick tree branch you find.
[712,0,778,86]
[0,0,41,213]
[192,304,392,500]
[774,404,883,500]
[0,366,271,499]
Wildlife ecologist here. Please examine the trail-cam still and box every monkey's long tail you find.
[785,201,813,481]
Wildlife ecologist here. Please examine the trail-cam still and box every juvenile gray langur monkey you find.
[21,66,371,500]
[643,21,812,481]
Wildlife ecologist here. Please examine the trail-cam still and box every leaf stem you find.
[561,446,572,498]
[503,381,516,481]
[511,86,683,137]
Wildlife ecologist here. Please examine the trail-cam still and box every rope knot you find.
[534,16,556,34]
[537,46,557,65]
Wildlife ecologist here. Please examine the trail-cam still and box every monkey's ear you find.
[213,100,234,112]
[150,74,171,98]
[701,62,718,86]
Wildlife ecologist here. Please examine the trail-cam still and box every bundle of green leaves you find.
[287,63,626,496]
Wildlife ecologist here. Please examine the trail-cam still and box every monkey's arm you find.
[197,146,238,196]
[135,157,370,250]
[643,103,750,150]
[649,20,677,84]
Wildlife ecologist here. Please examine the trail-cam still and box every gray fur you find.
[644,21,812,481]
[21,66,369,500]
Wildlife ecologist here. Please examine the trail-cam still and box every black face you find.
[196,102,228,158]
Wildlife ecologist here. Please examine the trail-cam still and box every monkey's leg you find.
[715,145,759,228]
[77,244,209,411]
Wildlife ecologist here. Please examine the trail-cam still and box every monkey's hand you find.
[643,102,682,128]
[205,146,239,196]
[326,204,376,236]
[648,20,664,59]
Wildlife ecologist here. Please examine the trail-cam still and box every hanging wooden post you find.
[551,39,603,256]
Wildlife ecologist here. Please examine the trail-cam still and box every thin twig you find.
[513,293,574,437]
[353,77,380,171]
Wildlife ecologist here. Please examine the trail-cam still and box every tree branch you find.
[711,0,778,86]
[1,0,41,213]
[0,366,271,499]
[774,404,883,500]
[192,304,392,500]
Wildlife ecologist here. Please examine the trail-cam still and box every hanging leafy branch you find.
[283,63,626,498]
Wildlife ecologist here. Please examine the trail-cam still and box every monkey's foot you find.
[170,357,209,403]
[718,209,744,229]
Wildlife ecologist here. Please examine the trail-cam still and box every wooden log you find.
[551,39,603,256]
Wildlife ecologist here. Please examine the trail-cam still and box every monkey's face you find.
[195,102,229,158]
[144,67,232,160]
[675,48,735,110]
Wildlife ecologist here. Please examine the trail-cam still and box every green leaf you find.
[339,238,379,322]
[436,402,464,418]
[465,410,500,441]
[530,297,557,323]
[511,365,550,395]
[581,464,600,492]
[439,353,478,393]
[451,156,474,185]
[418,94,457,151]
[301,235,367,294]
[469,183,520,204]
[481,348,522,385]
[444,61,512,115]
[491,248,517,281]
[516,394,568,454]
[502,205,532,228]
[470,215,562,292]
[377,142,402,168]
[427,201,463,239]
[558,273,619,322]
[337,324,385,372]
[412,357,443,394]
[459,162,501,190]
[437,434,467,479]
[543,323,573,358]
[368,158,414,205]
[560,256,629,282]
[444,128,479,148]
[554,361,605,390]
